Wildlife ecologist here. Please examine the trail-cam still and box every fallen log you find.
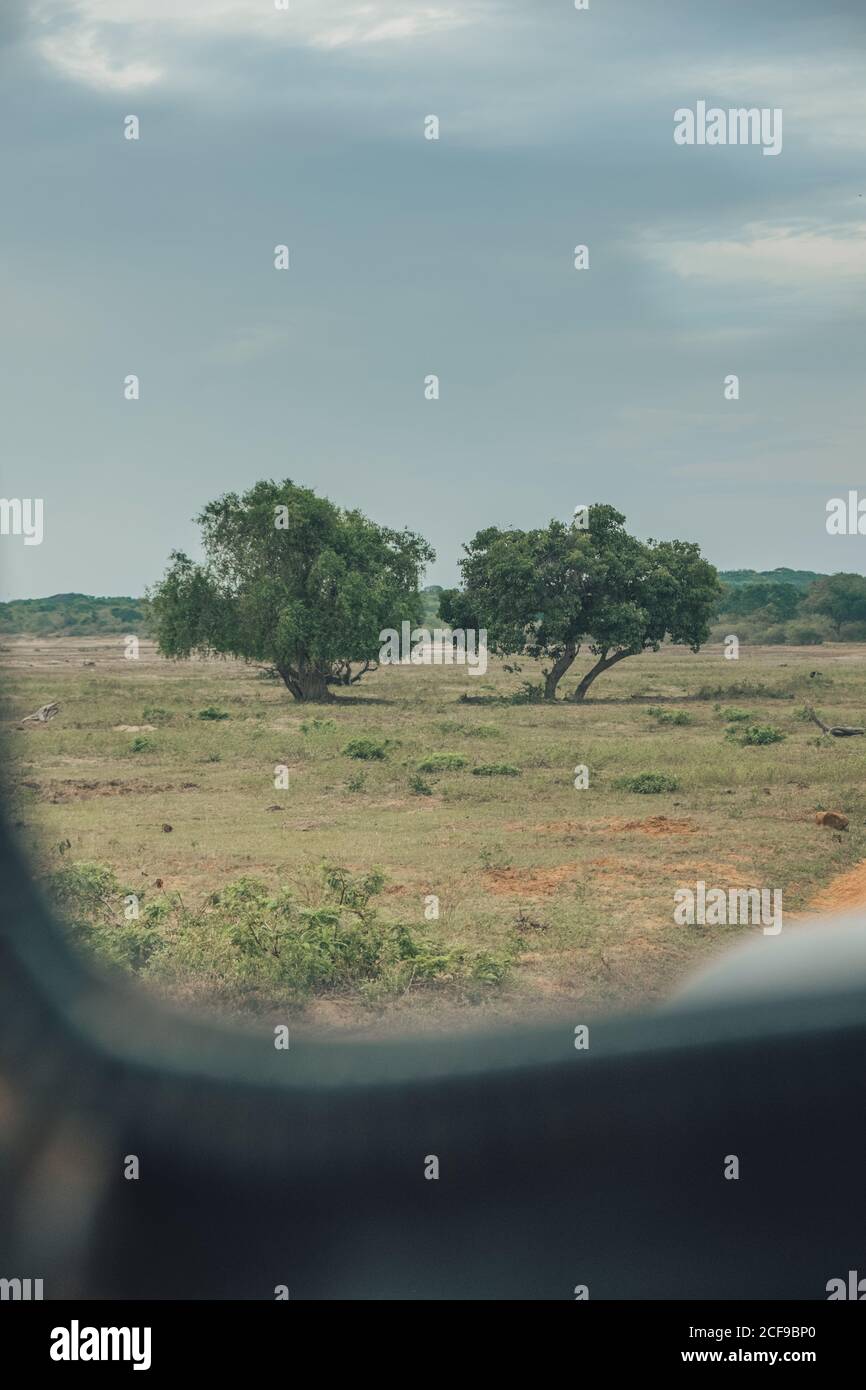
[20,702,60,725]
[806,706,865,737]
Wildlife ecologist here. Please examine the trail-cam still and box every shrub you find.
[417,752,468,773]
[510,681,545,705]
[735,724,786,746]
[49,861,514,1004]
[198,706,230,720]
[785,623,826,646]
[472,763,521,777]
[615,771,679,794]
[48,862,162,972]
[130,736,153,753]
[647,706,692,726]
[343,737,388,761]
[409,771,434,796]
[714,705,750,722]
[346,770,367,793]
[142,706,171,724]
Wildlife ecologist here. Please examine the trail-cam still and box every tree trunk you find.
[570,649,630,702]
[543,643,577,701]
[277,665,334,702]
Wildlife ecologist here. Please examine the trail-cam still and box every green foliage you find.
[149,479,434,701]
[647,706,692,726]
[713,704,750,722]
[440,504,720,700]
[719,568,822,591]
[731,724,786,746]
[343,737,388,760]
[198,706,230,720]
[472,763,521,777]
[615,772,679,793]
[49,861,514,1004]
[0,593,151,636]
[301,718,337,734]
[712,570,866,645]
[345,770,367,792]
[130,736,153,753]
[408,770,434,796]
[418,585,443,623]
[509,681,545,704]
[801,573,866,638]
[417,752,468,772]
[785,622,827,645]
[142,706,171,724]
[47,863,162,972]
[719,580,801,622]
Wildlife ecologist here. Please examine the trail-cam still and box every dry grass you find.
[3,635,866,1036]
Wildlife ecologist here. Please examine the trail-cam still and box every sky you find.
[1,0,865,600]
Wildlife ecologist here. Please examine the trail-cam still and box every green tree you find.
[801,573,866,638]
[149,480,434,701]
[440,504,720,702]
[722,581,800,622]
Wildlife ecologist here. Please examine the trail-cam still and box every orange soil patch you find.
[806,860,866,915]
[617,816,696,836]
[483,864,578,897]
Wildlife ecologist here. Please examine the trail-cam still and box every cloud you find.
[662,56,866,153]
[644,221,866,290]
[29,0,486,91]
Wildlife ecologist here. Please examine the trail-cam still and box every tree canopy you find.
[439,504,721,701]
[801,573,866,638]
[149,480,434,700]
[721,580,801,622]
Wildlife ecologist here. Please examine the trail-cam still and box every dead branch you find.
[805,706,865,737]
[20,702,60,725]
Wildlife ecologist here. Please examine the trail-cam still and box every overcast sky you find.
[2,0,865,600]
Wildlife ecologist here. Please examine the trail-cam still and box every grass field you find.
[4,635,866,1036]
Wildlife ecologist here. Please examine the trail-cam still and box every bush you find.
[198,706,230,720]
[49,861,514,1004]
[472,763,521,777]
[714,704,750,722]
[417,752,468,773]
[785,623,826,646]
[301,718,337,734]
[48,862,162,972]
[142,706,171,725]
[408,771,434,796]
[346,770,367,793]
[130,736,153,753]
[510,681,545,705]
[734,724,786,746]
[615,772,679,794]
[647,706,692,726]
[343,737,388,761]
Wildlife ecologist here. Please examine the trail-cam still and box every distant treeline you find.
[0,587,446,638]
[0,593,152,637]
[713,569,866,644]
[5,574,866,647]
